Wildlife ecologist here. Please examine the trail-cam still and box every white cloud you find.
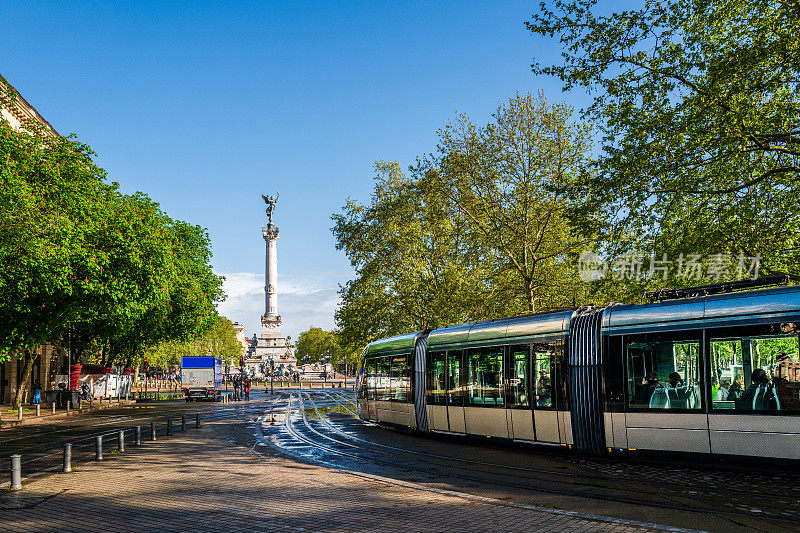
[215,270,352,342]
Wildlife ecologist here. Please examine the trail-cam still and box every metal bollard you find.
[10,454,21,490]
[166,418,172,436]
[195,412,200,429]
[150,421,157,441]
[181,414,186,432]
[118,429,125,452]
[36,404,41,417]
[66,400,70,413]
[52,403,56,414]
[95,435,103,460]
[63,443,72,473]
[135,426,141,446]
[18,406,22,420]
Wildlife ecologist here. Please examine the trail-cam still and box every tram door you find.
[532,340,562,443]
[446,350,466,433]
[507,344,534,440]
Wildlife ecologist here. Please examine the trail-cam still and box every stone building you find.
[0,73,61,404]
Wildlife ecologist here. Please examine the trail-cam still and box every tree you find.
[295,327,360,376]
[142,315,242,371]
[333,93,594,350]
[295,327,338,365]
[527,0,800,281]
[0,115,113,407]
[429,92,594,312]
[0,90,224,407]
[333,161,494,350]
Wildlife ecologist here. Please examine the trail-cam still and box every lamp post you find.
[270,359,275,394]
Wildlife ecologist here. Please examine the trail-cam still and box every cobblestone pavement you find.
[0,421,665,533]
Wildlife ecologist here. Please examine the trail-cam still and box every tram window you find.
[709,322,800,412]
[391,355,409,402]
[375,357,391,401]
[466,347,504,407]
[447,350,465,406]
[366,359,377,400]
[507,344,529,407]
[533,342,557,409]
[625,331,702,410]
[427,351,447,405]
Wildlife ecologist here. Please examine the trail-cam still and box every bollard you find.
[150,421,157,441]
[10,454,21,490]
[63,443,72,473]
[36,404,41,417]
[66,400,70,413]
[181,414,186,432]
[18,406,22,420]
[166,418,172,436]
[52,403,56,414]
[95,435,103,460]
[118,429,125,452]
[135,426,141,446]
[195,412,200,429]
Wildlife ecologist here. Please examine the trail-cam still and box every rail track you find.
[257,390,800,532]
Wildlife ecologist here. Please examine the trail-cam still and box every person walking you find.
[32,382,42,405]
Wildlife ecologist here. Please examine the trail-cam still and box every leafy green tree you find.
[429,92,594,312]
[295,327,360,375]
[333,161,494,350]
[0,91,224,407]
[0,115,113,407]
[142,316,242,371]
[295,327,338,364]
[333,93,594,349]
[527,0,800,280]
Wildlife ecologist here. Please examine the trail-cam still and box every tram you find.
[356,277,800,459]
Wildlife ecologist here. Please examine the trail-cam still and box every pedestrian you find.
[32,382,42,405]
[245,379,251,401]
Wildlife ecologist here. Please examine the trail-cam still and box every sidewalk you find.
[0,421,658,532]
[0,399,135,429]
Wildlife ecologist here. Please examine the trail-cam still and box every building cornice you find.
[0,72,60,137]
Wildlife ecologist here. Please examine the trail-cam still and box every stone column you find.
[262,224,279,318]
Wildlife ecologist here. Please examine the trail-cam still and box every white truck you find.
[181,356,222,401]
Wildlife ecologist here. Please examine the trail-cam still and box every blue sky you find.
[1,1,585,340]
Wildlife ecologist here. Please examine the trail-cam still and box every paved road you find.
[254,390,800,532]
[4,390,798,532]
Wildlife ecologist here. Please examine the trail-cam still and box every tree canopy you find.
[333,93,593,349]
[527,0,800,281]
[0,94,225,405]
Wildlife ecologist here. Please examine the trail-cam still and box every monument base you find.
[243,314,297,378]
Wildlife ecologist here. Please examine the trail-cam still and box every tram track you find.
[259,391,800,531]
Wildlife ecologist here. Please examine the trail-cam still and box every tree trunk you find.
[13,349,37,409]
[525,279,536,313]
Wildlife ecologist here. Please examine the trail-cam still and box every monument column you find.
[250,192,296,379]
[263,224,279,317]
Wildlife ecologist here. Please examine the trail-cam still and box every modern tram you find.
[356,278,800,459]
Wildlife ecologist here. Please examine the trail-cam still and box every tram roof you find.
[427,309,575,348]
[604,284,800,333]
[366,331,421,356]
